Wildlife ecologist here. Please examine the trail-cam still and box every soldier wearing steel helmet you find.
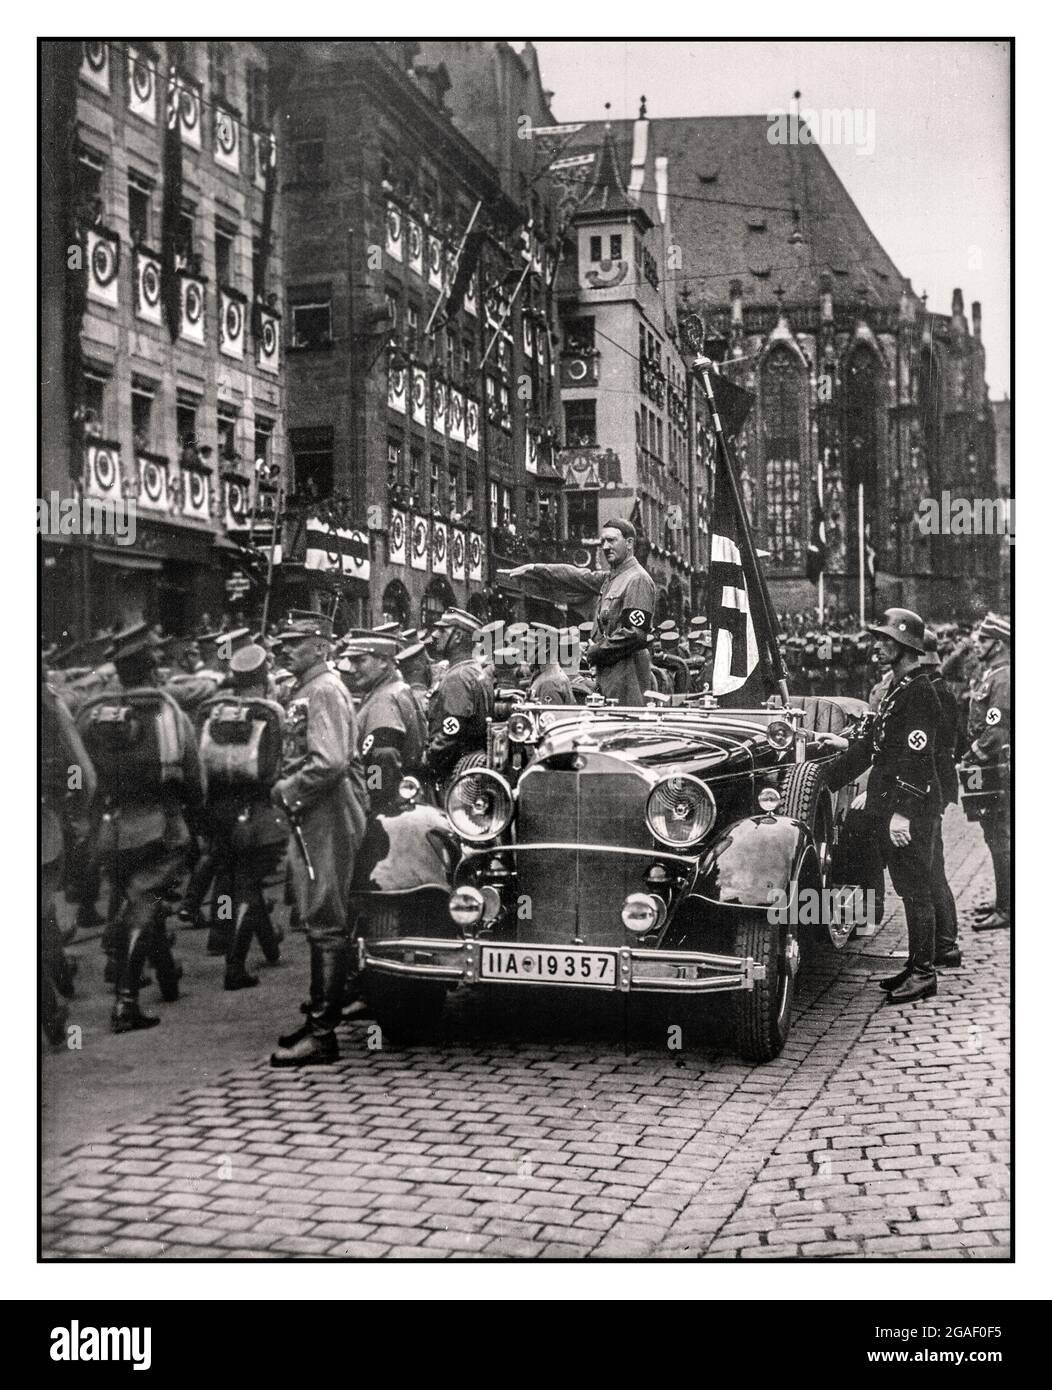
[817,608,943,1004]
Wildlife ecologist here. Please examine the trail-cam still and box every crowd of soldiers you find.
[41,522,1011,1056]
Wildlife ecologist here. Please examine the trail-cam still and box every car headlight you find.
[645,773,716,848]
[767,719,794,750]
[507,710,538,744]
[444,769,514,843]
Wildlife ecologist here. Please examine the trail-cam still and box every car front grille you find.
[515,769,651,946]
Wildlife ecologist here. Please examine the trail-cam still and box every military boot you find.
[886,903,937,1004]
[270,943,346,1067]
[225,901,259,991]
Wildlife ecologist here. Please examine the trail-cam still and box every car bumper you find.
[358,936,768,994]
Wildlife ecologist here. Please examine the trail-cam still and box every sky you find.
[530,40,1010,398]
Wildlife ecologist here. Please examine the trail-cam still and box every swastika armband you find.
[907,728,928,751]
[441,716,461,736]
[986,707,1001,726]
[622,608,651,632]
[361,733,375,755]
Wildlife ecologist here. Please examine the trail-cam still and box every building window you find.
[131,383,154,453]
[75,147,105,223]
[448,465,459,514]
[254,417,274,473]
[610,234,622,261]
[406,302,419,353]
[290,426,335,501]
[207,41,231,104]
[290,117,326,183]
[82,370,107,437]
[217,408,240,464]
[409,448,422,507]
[461,335,474,385]
[589,235,602,263]
[489,481,498,525]
[387,440,403,485]
[564,317,595,354]
[501,487,512,528]
[762,347,805,565]
[290,289,333,350]
[214,219,235,287]
[127,173,151,245]
[564,399,597,449]
[430,455,441,505]
[176,395,198,454]
[567,491,598,540]
[247,66,269,127]
[177,203,196,263]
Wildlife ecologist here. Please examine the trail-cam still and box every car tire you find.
[733,912,794,1063]
[363,972,447,1045]
[779,761,850,948]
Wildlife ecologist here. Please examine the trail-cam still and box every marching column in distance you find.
[506,518,657,705]
[817,608,942,1004]
[269,613,370,1068]
[76,624,202,1033]
[966,613,1011,929]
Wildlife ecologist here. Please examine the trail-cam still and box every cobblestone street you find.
[41,806,1010,1260]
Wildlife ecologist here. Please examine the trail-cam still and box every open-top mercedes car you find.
[350,695,871,1061]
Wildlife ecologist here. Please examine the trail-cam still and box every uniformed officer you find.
[505,518,657,705]
[527,623,575,705]
[818,608,943,1003]
[338,635,426,811]
[966,613,1011,929]
[395,632,433,724]
[917,628,962,967]
[76,623,202,1033]
[424,608,494,782]
[268,612,370,1067]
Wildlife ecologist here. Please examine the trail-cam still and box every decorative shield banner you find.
[467,530,484,582]
[257,309,280,374]
[465,398,480,453]
[407,217,423,277]
[84,443,122,503]
[388,363,407,415]
[388,508,407,566]
[182,468,211,522]
[214,105,240,173]
[135,249,162,325]
[410,513,429,572]
[87,229,120,307]
[427,233,443,290]
[224,478,250,532]
[80,41,109,92]
[449,388,465,443]
[450,528,466,581]
[127,46,155,122]
[220,291,246,359]
[432,520,448,576]
[137,456,169,513]
[180,276,206,343]
[432,379,446,436]
[385,203,403,262]
[411,367,428,427]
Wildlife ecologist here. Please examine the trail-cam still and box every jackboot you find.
[270,943,346,1067]
[148,910,183,1002]
[225,902,259,990]
[255,901,282,965]
[879,958,913,992]
[886,901,937,1004]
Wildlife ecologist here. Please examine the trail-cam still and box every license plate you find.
[479,945,617,988]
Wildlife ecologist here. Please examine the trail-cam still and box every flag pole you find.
[694,354,790,706]
[817,451,825,626]
[424,198,482,337]
[260,479,284,637]
[857,483,865,625]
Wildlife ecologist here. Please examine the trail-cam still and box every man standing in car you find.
[506,518,656,705]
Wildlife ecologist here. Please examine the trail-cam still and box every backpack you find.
[78,688,185,801]
[199,697,284,797]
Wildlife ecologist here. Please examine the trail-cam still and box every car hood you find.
[532,711,774,776]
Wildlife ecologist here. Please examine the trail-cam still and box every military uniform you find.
[516,555,656,704]
[826,610,942,997]
[426,656,493,780]
[343,639,427,810]
[929,664,962,961]
[966,618,1011,920]
[75,625,202,1032]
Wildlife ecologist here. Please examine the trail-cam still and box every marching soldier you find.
[817,608,943,1004]
[337,635,426,811]
[424,608,494,783]
[198,645,287,991]
[268,612,370,1067]
[921,628,962,967]
[506,518,657,705]
[76,623,202,1033]
[966,613,1011,929]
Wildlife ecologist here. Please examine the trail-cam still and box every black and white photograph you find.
[36,33,1018,1293]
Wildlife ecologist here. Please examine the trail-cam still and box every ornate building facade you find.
[41,40,286,643]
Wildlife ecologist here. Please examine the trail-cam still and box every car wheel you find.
[733,912,795,1063]
[363,971,447,1045]
[780,761,848,948]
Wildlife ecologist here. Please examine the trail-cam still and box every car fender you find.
[695,814,818,911]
